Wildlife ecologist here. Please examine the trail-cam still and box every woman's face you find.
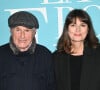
[68,18,88,43]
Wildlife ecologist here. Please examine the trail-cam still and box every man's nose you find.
[20,31,25,38]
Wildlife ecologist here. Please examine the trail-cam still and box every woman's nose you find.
[76,25,81,32]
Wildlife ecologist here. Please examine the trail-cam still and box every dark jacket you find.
[0,43,55,90]
[53,46,100,90]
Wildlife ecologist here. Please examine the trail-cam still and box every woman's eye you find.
[70,24,75,26]
[81,24,87,27]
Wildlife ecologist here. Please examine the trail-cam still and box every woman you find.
[53,9,100,90]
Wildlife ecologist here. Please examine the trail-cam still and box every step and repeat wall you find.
[0,0,100,52]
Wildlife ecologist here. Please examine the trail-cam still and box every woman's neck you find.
[71,42,84,56]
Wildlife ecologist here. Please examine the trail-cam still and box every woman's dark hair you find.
[57,9,99,53]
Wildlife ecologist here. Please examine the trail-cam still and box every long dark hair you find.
[57,9,99,53]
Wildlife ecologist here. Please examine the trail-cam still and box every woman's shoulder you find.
[53,50,66,55]
[52,50,69,64]
[52,50,69,58]
[94,44,100,53]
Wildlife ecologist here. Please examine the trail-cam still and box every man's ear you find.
[33,29,37,34]
[10,29,12,33]
[10,29,14,36]
[35,29,37,33]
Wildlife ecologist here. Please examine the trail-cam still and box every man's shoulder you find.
[35,44,51,54]
[34,44,52,63]
[0,43,10,50]
[0,43,11,59]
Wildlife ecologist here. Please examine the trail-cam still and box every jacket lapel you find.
[57,53,71,90]
[80,47,95,90]
[63,54,71,90]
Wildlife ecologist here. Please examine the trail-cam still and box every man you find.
[0,11,55,90]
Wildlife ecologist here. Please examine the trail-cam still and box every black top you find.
[53,46,100,90]
[70,55,83,90]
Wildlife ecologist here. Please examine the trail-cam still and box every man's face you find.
[11,26,36,52]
